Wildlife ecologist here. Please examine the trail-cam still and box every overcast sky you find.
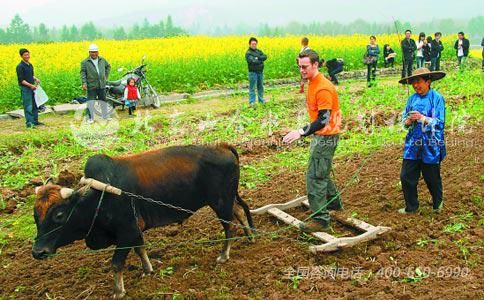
[1,0,483,29]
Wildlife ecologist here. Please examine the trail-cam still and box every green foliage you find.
[159,266,175,278]
[401,267,429,283]
[443,223,466,233]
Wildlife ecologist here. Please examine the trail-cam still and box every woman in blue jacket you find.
[398,68,446,214]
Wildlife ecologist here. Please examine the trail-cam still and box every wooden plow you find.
[250,196,391,253]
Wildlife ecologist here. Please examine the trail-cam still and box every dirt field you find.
[0,119,482,299]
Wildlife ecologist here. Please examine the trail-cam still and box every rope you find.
[39,150,372,259]
[84,186,106,239]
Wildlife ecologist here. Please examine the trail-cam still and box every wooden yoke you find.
[79,177,123,195]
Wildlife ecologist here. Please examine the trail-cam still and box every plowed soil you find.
[0,125,482,299]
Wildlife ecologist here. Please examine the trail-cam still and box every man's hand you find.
[34,77,41,85]
[283,130,302,144]
[30,84,37,91]
[82,84,87,91]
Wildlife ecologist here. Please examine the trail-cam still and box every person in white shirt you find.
[416,32,426,68]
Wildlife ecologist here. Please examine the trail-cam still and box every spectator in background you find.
[383,44,396,68]
[16,48,42,128]
[430,32,444,71]
[423,36,432,67]
[298,37,310,93]
[481,37,484,70]
[416,32,426,68]
[245,37,267,106]
[454,32,470,70]
[320,58,344,85]
[81,44,111,123]
[366,35,380,87]
[401,29,417,79]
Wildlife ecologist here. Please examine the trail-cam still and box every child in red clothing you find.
[124,78,140,115]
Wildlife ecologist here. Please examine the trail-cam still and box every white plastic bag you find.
[34,85,49,107]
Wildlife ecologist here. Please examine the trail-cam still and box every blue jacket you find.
[401,89,446,164]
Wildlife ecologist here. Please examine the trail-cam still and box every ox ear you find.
[60,188,74,199]
[34,186,42,195]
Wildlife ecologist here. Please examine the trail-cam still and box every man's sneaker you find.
[34,122,45,126]
[299,220,331,233]
[398,208,418,214]
[86,119,95,124]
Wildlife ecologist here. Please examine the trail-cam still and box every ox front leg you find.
[217,222,233,263]
[112,247,131,299]
[134,246,153,275]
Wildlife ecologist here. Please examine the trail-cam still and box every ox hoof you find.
[216,255,229,264]
[142,269,153,277]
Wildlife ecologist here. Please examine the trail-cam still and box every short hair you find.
[19,48,29,56]
[405,29,412,34]
[434,32,442,37]
[426,36,432,42]
[301,37,309,46]
[458,31,464,36]
[298,49,320,65]
[370,35,376,40]
[419,32,425,38]
[249,37,258,44]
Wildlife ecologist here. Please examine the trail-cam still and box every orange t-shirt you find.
[306,73,341,135]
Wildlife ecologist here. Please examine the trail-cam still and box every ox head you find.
[32,180,87,260]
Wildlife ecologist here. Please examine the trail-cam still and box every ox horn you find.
[60,187,74,199]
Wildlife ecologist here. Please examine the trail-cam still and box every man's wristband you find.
[298,128,305,136]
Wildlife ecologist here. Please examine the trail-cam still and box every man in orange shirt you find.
[283,49,343,232]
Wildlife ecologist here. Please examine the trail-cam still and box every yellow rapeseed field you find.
[0,34,459,111]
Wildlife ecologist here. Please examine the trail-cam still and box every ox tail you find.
[236,193,255,230]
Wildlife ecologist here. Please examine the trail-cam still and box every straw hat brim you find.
[398,68,446,84]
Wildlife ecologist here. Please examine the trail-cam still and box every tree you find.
[80,22,98,40]
[6,14,32,43]
[37,23,50,42]
[60,25,70,41]
[467,16,484,38]
[113,27,127,40]
[0,28,6,43]
[165,15,174,36]
[69,25,79,41]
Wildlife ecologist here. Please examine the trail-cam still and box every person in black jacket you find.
[383,44,396,68]
[245,37,267,106]
[423,36,432,66]
[430,32,444,71]
[320,58,344,85]
[401,29,417,79]
[454,32,470,70]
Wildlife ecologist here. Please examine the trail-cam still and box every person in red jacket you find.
[123,78,140,116]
